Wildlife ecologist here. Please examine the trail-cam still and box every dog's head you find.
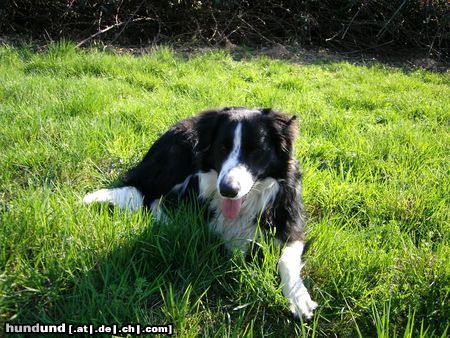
[196,107,297,219]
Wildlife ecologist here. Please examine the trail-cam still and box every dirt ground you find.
[1,34,448,73]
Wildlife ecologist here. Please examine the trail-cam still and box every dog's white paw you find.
[83,189,109,204]
[285,281,318,319]
[83,187,143,211]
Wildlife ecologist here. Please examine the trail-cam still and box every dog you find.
[83,107,317,319]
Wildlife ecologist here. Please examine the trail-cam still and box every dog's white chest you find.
[197,171,280,252]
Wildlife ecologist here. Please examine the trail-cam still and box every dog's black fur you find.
[123,107,304,243]
[84,107,316,319]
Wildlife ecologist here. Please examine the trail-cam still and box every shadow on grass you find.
[11,202,314,336]
[49,205,231,332]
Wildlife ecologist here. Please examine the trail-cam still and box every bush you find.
[1,1,448,57]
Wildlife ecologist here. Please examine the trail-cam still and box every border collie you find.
[83,107,317,319]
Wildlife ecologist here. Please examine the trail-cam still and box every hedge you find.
[1,1,448,57]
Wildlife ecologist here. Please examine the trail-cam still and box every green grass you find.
[0,40,449,337]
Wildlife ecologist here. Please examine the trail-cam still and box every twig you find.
[115,0,124,25]
[376,0,407,39]
[238,13,275,44]
[339,40,395,54]
[76,17,152,48]
[209,10,239,45]
[208,9,220,43]
[77,0,148,48]
[76,23,122,48]
[342,3,365,39]
[110,0,145,44]
[326,27,344,42]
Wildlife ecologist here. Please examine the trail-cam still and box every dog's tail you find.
[83,186,143,211]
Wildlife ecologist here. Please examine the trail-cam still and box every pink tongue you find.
[221,198,243,220]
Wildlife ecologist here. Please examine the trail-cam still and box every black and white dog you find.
[84,107,317,319]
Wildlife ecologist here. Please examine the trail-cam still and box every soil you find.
[1,34,448,73]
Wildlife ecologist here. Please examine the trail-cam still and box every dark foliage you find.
[1,1,448,57]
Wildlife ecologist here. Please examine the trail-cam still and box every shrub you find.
[1,1,448,57]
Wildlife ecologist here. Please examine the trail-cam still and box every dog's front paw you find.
[285,281,318,320]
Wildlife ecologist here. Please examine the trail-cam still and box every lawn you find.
[0,41,449,337]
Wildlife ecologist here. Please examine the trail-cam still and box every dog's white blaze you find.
[217,123,254,199]
[83,187,143,211]
[279,241,318,319]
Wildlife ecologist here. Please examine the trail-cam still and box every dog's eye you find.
[252,148,263,156]
[220,144,230,154]
[247,146,262,157]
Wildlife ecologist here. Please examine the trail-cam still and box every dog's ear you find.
[194,109,222,153]
[264,109,298,158]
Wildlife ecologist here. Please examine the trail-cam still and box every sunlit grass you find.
[1,41,449,337]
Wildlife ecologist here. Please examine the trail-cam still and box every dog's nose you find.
[219,180,240,198]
